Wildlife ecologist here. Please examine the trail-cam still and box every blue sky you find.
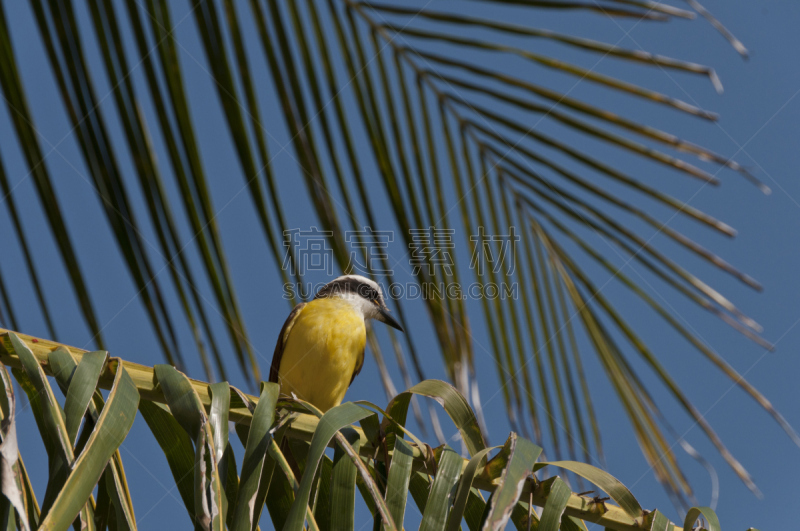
[0,1,799,529]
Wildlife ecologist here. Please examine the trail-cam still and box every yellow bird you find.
[269,275,404,412]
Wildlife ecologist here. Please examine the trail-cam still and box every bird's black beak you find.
[377,306,404,332]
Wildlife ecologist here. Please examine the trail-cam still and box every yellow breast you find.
[277,298,366,412]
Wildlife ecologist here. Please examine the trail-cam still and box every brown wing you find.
[349,347,365,387]
[269,302,307,383]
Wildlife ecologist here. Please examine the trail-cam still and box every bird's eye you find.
[358,285,375,301]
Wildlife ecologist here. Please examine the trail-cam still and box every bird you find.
[269,275,404,412]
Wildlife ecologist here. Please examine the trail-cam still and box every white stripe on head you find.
[315,275,384,319]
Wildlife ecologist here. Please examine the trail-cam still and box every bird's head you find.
[314,275,404,332]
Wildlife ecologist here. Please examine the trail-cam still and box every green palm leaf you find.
[0,328,747,530]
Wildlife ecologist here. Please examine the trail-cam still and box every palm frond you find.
[0,4,105,348]
[0,0,792,508]
[0,329,731,530]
